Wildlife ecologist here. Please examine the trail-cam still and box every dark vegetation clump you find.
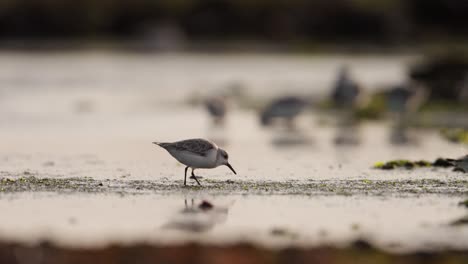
[450,216,468,226]
[373,158,462,170]
[410,54,468,102]
[433,158,455,168]
[458,200,468,208]
[373,160,432,170]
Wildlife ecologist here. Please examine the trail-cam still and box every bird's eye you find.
[223,153,228,159]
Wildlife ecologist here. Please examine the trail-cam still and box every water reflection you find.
[333,112,362,146]
[270,129,314,148]
[162,198,229,233]
[259,96,314,148]
[385,82,427,145]
[388,124,414,145]
[330,66,364,146]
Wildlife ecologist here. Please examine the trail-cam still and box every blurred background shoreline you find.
[1,1,468,263]
[0,0,466,53]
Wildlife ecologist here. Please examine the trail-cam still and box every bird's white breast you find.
[168,148,218,168]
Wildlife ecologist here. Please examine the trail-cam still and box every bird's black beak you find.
[226,163,237,175]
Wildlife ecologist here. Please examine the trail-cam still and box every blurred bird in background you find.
[260,96,310,129]
[330,65,366,145]
[386,82,428,144]
[205,95,227,127]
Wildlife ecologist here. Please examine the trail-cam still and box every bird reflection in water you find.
[260,96,314,148]
[270,129,314,148]
[330,65,366,146]
[386,82,427,145]
[162,199,230,233]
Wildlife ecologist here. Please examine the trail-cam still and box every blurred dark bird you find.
[260,96,309,127]
[386,83,428,144]
[386,84,427,114]
[330,66,365,145]
[331,66,365,109]
[205,96,227,126]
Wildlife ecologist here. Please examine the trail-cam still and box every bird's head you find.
[217,148,236,175]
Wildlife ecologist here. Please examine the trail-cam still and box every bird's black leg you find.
[191,168,202,186]
[184,166,189,186]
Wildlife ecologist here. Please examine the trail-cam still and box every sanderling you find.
[205,96,227,125]
[448,155,468,173]
[331,65,365,109]
[260,96,309,127]
[386,84,427,114]
[153,138,236,186]
[386,83,427,144]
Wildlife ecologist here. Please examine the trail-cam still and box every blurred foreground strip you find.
[0,241,467,264]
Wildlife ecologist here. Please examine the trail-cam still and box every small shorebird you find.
[331,65,364,109]
[386,83,428,144]
[205,96,227,125]
[260,96,309,127]
[153,138,236,186]
[386,84,427,114]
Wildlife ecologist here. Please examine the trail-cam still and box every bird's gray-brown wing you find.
[165,139,216,157]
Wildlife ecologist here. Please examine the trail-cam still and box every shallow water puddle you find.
[0,193,466,252]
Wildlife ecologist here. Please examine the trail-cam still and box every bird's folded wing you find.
[172,139,214,157]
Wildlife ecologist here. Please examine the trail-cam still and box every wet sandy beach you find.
[0,53,467,257]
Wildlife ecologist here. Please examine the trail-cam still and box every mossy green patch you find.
[355,93,386,120]
[0,176,106,193]
[0,176,467,197]
[373,160,432,170]
[318,93,387,121]
[440,129,468,145]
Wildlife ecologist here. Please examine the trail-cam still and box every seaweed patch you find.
[373,160,432,170]
[441,129,468,145]
[373,158,461,170]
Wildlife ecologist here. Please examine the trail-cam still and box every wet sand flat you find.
[0,53,467,254]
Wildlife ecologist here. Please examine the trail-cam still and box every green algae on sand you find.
[441,129,468,145]
[1,176,468,196]
[373,160,432,170]
[373,158,460,170]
